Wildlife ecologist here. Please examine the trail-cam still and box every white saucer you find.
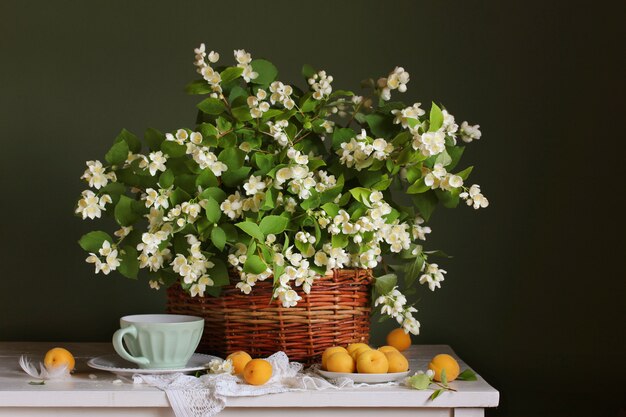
[87,353,220,377]
[317,369,410,383]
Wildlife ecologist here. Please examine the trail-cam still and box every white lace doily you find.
[134,351,400,417]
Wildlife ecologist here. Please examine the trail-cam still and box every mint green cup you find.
[112,314,204,369]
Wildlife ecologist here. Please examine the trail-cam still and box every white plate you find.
[87,353,219,377]
[317,369,410,383]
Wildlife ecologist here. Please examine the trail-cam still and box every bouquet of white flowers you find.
[76,45,488,335]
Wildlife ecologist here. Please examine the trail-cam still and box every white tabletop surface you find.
[0,342,499,409]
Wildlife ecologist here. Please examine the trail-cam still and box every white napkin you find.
[134,351,399,417]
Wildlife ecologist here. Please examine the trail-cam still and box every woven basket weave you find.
[166,268,373,364]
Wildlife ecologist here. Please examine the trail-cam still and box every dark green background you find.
[1,1,624,416]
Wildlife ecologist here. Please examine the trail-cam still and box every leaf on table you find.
[457,369,478,381]
[407,373,432,390]
[429,388,444,400]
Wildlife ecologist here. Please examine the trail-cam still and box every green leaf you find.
[441,368,448,385]
[254,153,274,175]
[218,147,245,170]
[331,233,348,249]
[301,96,318,112]
[200,186,227,203]
[204,197,221,224]
[365,113,395,137]
[114,195,140,226]
[457,166,474,180]
[216,117,232,132]
[434,149,452,167]
[210,226,226,251]
[372,175,392,191]
[105,140,129,166]
[435,188,461,208]
[28,381,45,385]
[197,97,226,115]
[196,218,212,240]
[349,187,372,207]
[196,168,219,188]
[78,231,113,253]
[332,128,355,150]
[221,166,251,187]
[209,258,230,286]
[118,245,139,279]
[220,66,244,83]
[235,221,264,241]
[457,369,478,381]
[446,146,465,170]
[185,79,212,95]
[251,59,278,85]
[261,109,284,121]
[300,192,321,210]
[429,389,444,401]
[115,129,141,153]
[302,64,315,79]
[407,374,432,390]
[259,215,289,235]
[145,128,165,151]
[260,187,275,210]
[231,106,253,122]
[161,140,186,158]
[158,169,175,189]
[244,254,267,274]
[412,191,438,221]
[321,202,339,217]
[407,178,430,194]
[221,223,238,243]
[228,86,248,103]
[170,187,191,206]
[374,273,397,297]
[429,102,444,132]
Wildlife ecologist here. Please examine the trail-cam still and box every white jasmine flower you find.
[419,263,447,291]
[76,190,111,220]
[234,49,258,82]
[144,188,170,210]
[275,167,293,185]
[248,90,270,118]
[81,160,114,189]
[269,81,295,109]
[200,66,222,91]
[208,51,219,63]
[378,67,409,101]
[442,110,458,137]
[412,216,431,240]
[460,184,489,209]
[243,175,266,196]
[147,151,168,176]
[391,103,425,128]
[189,132,203,145]
[234,49,252,65]
[267,120,290,147]
[149,280,161,290]
[412,131,446,157]
[114,226,133,239]
[236,281,252,294]
[308,70,333,100]
[220,192,244,219]
[460,121,482,143]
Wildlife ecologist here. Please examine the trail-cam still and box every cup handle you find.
[112,326,150,367]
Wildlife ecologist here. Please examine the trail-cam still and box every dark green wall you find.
[1,1,624,416]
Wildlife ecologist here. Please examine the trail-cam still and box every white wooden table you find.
[0,342,498,416]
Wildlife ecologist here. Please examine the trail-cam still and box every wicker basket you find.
[166,268,373,364]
